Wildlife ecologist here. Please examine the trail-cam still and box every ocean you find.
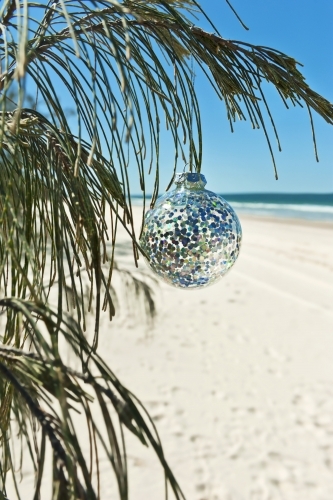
[132,193,333,222]
[222,193,333,222]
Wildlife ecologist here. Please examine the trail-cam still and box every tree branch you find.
[0,0,17,36]
[0,360,68,467]
[1,11,331,125]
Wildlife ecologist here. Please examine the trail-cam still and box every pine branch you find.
[1,7,332,124]
[0,362,68,467]
[0,0,17,35]
[0,298,185,499]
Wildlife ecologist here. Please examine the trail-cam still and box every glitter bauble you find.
[139,172,242,289]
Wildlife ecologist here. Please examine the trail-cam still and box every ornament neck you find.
[175,172,207,190]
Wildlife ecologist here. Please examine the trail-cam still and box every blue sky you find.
[25,1,333,195]
[181,0,333,194]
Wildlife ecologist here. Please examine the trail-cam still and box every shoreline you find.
[131,199,333,228]
[237,212,333,229]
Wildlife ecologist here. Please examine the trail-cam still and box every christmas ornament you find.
[139,172,242,289]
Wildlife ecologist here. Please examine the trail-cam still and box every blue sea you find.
[222,193,333,222]
[132,193,333,222]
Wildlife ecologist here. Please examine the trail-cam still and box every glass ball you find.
[139,172,242,289]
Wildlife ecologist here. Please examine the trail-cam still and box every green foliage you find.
[0,299,177,499]
[0,0,332,498]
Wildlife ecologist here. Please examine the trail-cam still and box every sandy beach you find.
[5,209,333,500]
[103,210,333,499]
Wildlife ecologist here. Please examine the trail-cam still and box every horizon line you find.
[131,191,333,197]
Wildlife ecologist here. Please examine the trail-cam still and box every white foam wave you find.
[231,202,333,214]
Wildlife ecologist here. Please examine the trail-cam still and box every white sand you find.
[5,211,333,499]
[101,211,333,499]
